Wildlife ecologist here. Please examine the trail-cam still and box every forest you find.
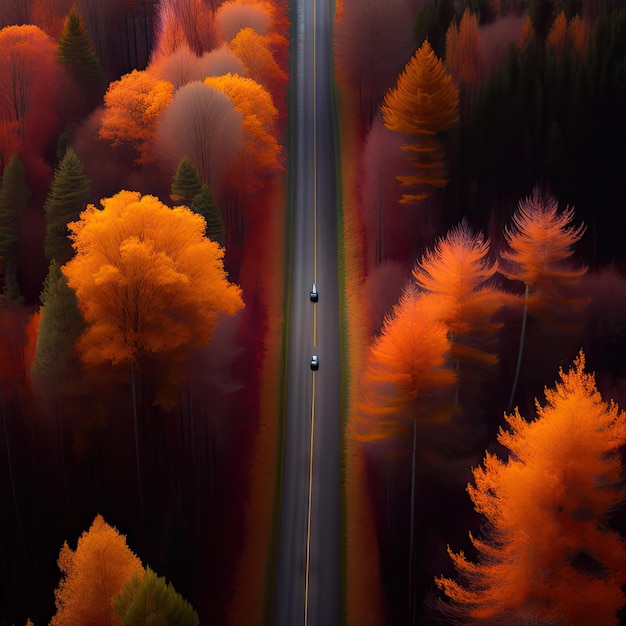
[0,0,626,624]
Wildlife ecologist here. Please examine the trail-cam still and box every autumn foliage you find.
[501,190,587,319]
[99,70,175,163]
[356,285,456,440]
[436,352,626,625]
[51,515,144,626]
[0,24,63,154]
[62,190,244,367]
[381,41,459,203]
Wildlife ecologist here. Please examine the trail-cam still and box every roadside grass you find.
[333,4,386,624]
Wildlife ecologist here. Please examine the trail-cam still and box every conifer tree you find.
[191,184,225,246]
[57,5,104,105]
[382,41,459,204]
[51,515,144,626]
[31,260,84,383]
[436,352,626,625]
[44,147,91,264]
[114,567,199,626]
[170,156,203,205]
[500,190,586,408]
[0,153,29,302]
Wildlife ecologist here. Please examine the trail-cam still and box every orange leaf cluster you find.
[356,286,456,440]
[51,515,144,626]
[62,190,244,367]
[204,72,283,184]
[381,41,459,203]
[500,190,586,296]
[412,220,503,372]
[548,11,589,56]
[437,352,626,624]
[99,70,174,163]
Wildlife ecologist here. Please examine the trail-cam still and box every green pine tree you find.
[44,147,91,264]
[170,157,203,206]
[114,568,199,626]
[0,153,30,303]
[57,5,104,105]
[31,261,84,383]
[192,184,225,246]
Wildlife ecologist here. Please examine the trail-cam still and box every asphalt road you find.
[271,0,340,624]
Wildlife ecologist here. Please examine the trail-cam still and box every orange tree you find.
[63,190,244,366]
[62,190,244,509]
[436,352,626,625]
[381,40,459,204]
[51,515,144,626]
[99,70,174,163]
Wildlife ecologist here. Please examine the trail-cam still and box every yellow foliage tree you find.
[51,515,144,626]
[381,40,459,204]
[62,190,245,367]
[99,70,174,163]
[436,352,626,625]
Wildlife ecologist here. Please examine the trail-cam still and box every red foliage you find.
[334,0,415,136]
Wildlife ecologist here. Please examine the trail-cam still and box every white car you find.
[310,282,318,302]
[310,355,319,370]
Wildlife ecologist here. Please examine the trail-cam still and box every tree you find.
[229,27,287,100]
[191,184,225,246]
[204,72,283,187]
[31,260,84,384]
[51,514,145,626]
[547,9,568,55]
[381,41,459,203]
[114,567,199,626]
[412,221,504,400]
[57,5,104,107]
[215,0,271,41]
[153,81,243,191]
[436,352,626,625]
[62,190,244,367]
[0,153,29,302]
[170,156,202,205]
[44,147,91,264]
[0,24,63,149]
[152,0,215,56]
[445,10,486,118]
[356,285,456,440]
[333,0,416,131]
[500,190,586,408]
[99,70,175,163]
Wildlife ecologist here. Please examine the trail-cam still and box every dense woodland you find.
[335,0,626,624]
[0,0,288,623]
[1,0,626,624]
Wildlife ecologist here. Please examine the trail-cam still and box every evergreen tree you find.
[44,147,91,264]
[191,184,225,245]
[57,6,104,105]
[114,567,199,626]
[31,261,84,384]
[170,156,202,205]
[0,153,30,303]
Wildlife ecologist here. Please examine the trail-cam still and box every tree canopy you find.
[62,190,244,367]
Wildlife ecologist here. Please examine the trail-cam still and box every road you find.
[271,0,340,625]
